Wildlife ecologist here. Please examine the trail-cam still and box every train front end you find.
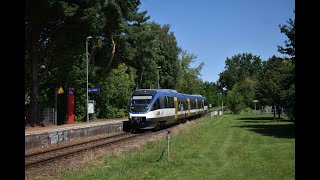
[128,89,159,130]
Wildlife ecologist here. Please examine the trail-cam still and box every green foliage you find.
[227,85,245,114]
[116,109,127,118]
[277,12,295,120]
[244,107,252,113]
[280,84,295,120]
[74,113,85,122]
[99,105,118,118]
[96,63,136,119]
[201,82,220,106]
[256,56,288,106]
[152,23,181,89]
[237,77,257,108]
[277,11,295,60]
[255,56,295,120]
[218,53,262,91]
[122,22,180,89]
[25,0,210,122]
[176,50,204,94]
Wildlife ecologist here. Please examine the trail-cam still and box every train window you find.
[164,96,168,108]
[183,100,187,110]
[159,96,165,109]
[152,98,160,110]
[170,97,174,108]
[165,96,172,108]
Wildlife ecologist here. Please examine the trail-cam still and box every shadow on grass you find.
[237,116,293,123]
[235,123,294,139]
[234,116,294,139]
[238,116,280,121]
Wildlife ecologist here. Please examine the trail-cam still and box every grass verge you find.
[58,114,294,180]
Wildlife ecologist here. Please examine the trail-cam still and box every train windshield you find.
[130,95,153,112]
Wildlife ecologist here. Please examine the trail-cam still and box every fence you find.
[25,108,55,126]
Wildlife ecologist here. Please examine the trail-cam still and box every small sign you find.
[89,87,100,93]
[57,86,64,94]
[88,100,95,114]
[69,89,74,94]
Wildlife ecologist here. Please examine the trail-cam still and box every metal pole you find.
[219,93,221,115]
[55,88,57,125]
[167,130,170,161]
[86,36,92,123]
[86,39,89,123]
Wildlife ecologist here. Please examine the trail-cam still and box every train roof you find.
[132,89,206,99]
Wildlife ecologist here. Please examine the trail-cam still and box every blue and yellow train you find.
[125,89,208,131]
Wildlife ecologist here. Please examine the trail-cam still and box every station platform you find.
[25,118,128,150]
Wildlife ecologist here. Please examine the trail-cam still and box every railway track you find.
[25,117,197,170]
[25,132,147,169]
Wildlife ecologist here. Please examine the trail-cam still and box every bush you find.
[97,105,117,119]
[116,109,126,118]
[74,114,85,121]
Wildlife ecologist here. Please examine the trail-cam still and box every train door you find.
[174,97,178,119]
[202,99,205,114]
[195,99,198,114]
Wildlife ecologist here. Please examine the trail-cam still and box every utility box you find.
[67,88,75,123]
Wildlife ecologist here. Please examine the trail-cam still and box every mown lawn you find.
[58,114,295,180]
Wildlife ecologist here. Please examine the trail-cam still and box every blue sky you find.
[139,0,295,83]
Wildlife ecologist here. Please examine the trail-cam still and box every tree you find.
[277,11,295,63]
[123,22,163,89]
[96,63,136,118]
[25,0,56,124]
[25,0,150,122]
[25,0,104,123]
[175,50,204,94]
[256,56,292,120]
[201,82,220,107]
[120,22,180,89]
[277,12,295,120]
[101,0,149,71]
[226,78,256,114]
[152,23,181,89]
[218,53,262,91]
[227,84,245,114]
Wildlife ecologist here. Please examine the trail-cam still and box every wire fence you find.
[25,108,55,126]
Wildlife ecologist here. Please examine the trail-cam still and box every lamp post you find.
[221,93,223,115]
[157,66,161,89]
[220,87,226,115]
[86,36,92,123]
[219,92,223,115]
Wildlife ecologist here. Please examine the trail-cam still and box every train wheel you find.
[131,128,140,134]
[153,122,161,131]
